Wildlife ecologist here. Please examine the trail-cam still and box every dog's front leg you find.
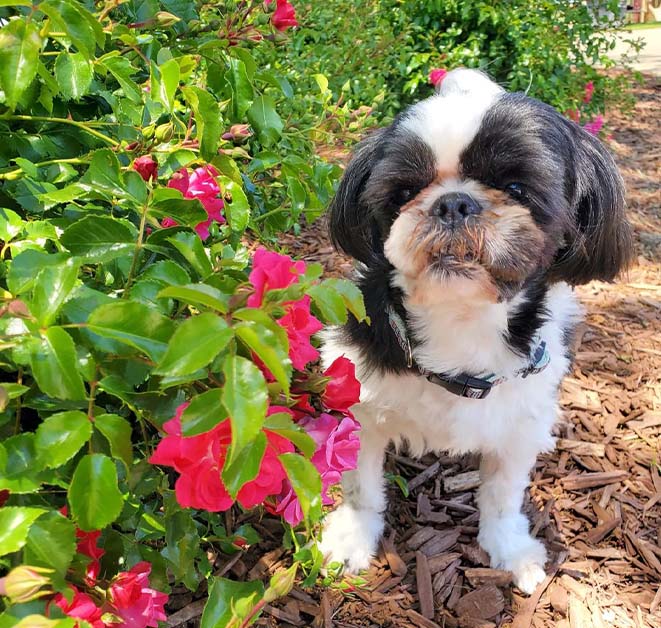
[318,414,389,573]
[477,449,547,594]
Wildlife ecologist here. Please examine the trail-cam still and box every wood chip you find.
[407,527,437,550]
[556,438,606,457]
[405,609,441,628]
[568,595,594,628]
[416,551,435,619]
[419,529,461,557]
[464,568,512,588]
[454,586,505,620]
[409,460,441,491]
[428,552,462,575]
[444,470,481,493]
[382,533,407,577]
[561,470,629,490]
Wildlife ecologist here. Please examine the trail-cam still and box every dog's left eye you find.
[505,182,527,199]
[395,188,414,204]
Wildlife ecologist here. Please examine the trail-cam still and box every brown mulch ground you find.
[167,76,660,628]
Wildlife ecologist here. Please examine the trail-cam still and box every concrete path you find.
[611,27,661,75]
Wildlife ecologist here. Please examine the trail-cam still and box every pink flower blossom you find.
[149,403,293,512]
[247,247,306,307]
[133,156,158,182]
[429,68,447,87]
[583,81,594,104]
[271,0,298,30]
[108,562,168,628]
[277,296,323,370]
[166,165,225,239]
[322,356,361,413]
[583,115,604,136]
[53,586,105,628]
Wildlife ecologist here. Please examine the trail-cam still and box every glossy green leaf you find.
[94,413,133,470]
[142,260,191,286]
[263,412,315,458]
[226,57,253,120]
[222,178,250,232]
[35,410,92,469]
[40,0,104,58]
[157,284,229,313]
[78,149,139,201]
[155,313,233,376]
[68,454,123,531]
[54,51,93,100]
[182,86,222,161]
[24,510,76,576]
[0,19,42,109]
[98,54,142,103]
[87,301,175,361]
[307,284,348,325]
[148,196,207,228]
[0,507,46,556]
[30,258,79,326]
[279,453,322,524]
[8,251,70,296]
[180,389,225,437]
[151,58,179,111]
[61,215,135,262]
[234,320,291,396]
[165,232,213,278]
[222,432,266,499]
[29,328,87,401]
[247,95,283,146]
[222,355,268,464]
[322,278,368,323]
[0,208,23,241]
[0,434,42,494]
[201,577,264,628]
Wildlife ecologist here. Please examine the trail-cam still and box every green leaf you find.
[151,58,179,112]
[226,57,253,120]
[182,86,222,162]
[201,577,264,628]
[165,231,213,278]
[0,507,46,556]
[247,95,283,146]
[148,195,207,229]
[87,301,175,362]
[278,453,322,524]
[8,251,70,295]
[157,284,229,313]
[24,510,76,576]
[222,178,250,232]
[142,260,191,286]
[35,410,92,469]
[263,412,315,458]
[61,215,135,262]
[222,355,268,464]
[322,278,368,323]
[54,51,93,100]
[98,54,142,103]
[30,258,79,326]
[0,208,23,241]
[94,413,133,470]
[180,389,225,437]
[235,321,291,396]
[68,454,123,531]
[29,327,87,401]
[40,0,104,58]
[307,284,348,325]
[222,432,266,499]
[0,19,42,109]
[155,313,233,377]
[0,434,43,493]
[79,149,143,202]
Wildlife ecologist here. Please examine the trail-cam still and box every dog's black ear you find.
[550,124,633,285]
[329,129,386,264]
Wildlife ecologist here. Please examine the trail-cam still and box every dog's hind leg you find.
[318,408,390,574]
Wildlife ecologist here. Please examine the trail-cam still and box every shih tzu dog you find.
[319,69,632,594]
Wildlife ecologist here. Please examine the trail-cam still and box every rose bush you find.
[0,0,369,626]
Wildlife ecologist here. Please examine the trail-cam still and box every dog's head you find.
[329,69,632,296]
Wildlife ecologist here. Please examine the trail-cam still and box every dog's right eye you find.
[394,188,414,205]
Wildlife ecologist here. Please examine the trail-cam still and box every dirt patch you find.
[168,76,660,628]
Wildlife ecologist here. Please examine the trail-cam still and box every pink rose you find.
[583,81,594,104]
[272,0,298,30]
[429,68,447,87]
[133,156,158,182]
[277,296,323,370]
[53,587,105,628]
[108,562,168,628]
[583,114,604,136]
[247,247,306,307]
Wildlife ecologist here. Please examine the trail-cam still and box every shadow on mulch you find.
[166,76,660,628]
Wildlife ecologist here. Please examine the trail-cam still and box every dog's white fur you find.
[318,69,586,595]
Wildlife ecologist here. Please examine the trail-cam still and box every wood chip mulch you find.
[169,76,660,628]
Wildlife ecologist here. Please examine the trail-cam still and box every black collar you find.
[386,304,550,400]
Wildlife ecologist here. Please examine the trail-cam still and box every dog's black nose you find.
[431,192,482,224]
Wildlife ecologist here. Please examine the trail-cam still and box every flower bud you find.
[3,566,54,604]
[263,563,297,603]
[154,123,174,142]
[142,124,156,139]
[155,11,181,27]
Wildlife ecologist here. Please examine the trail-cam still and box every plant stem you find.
[124,200,150,295]
[0,114,120,147]
[0,158,89,181]
[237,598,267,628]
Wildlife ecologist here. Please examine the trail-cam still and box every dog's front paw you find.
[478,525,548,595]
[318,505,384,574]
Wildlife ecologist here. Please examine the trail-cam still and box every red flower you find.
[59,507,105,586]
[53,586,105,628]
[271,0,298,30]
[583,115,604,136]
[166,165,225,239]
[149,403,294,512]
[566,109,580,123]
[277,296,323,370]
[247,247,306,307]
[108,562,168,628]
[429,68,447,87]
[322,356,361,413]
[583,81,594,104]
[133,156,158,182]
